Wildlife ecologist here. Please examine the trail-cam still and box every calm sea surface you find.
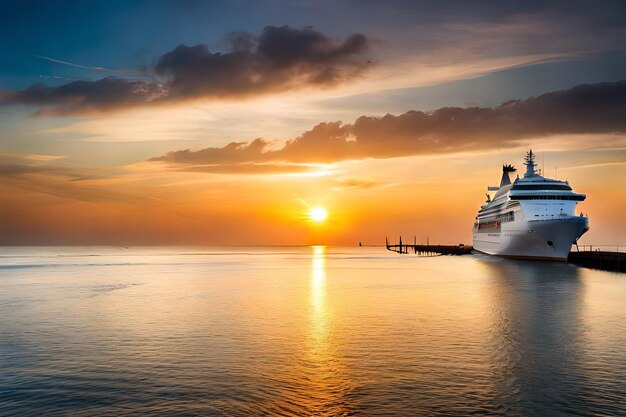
[0,246,624,416]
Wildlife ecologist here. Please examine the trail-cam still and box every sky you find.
[1,0,625,246]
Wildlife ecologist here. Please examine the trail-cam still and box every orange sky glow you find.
[1,140,624,246]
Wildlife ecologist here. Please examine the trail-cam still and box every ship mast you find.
[524,149,537,178]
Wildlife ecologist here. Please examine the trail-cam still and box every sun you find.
[309,207,328,222]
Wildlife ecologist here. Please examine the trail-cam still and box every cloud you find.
[332,178,380,189]
[2,78,167,116]
[152,80,626,169]
[172,162,319,175]
[155,138,272,164]
[0,163,72,176]
[0,155,150,204]
[36,55,108,72]
[1,26,371,115]
[0,152,74,176]
[156,26,370,100]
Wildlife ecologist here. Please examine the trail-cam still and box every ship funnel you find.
[500,164,516,187]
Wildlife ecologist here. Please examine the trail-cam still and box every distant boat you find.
[472,150,589,261]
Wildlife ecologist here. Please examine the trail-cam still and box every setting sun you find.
[309,207,328,222]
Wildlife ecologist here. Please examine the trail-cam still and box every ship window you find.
[511,195,585,201]
[512,184,572,191]
[496,211,515,223]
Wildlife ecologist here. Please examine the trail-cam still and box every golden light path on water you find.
[305,245,353,415]
[310,245,327,345]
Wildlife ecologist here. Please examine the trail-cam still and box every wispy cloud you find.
[35,55,147,78]
[172,162,320,175]
[36,55,109,72]
[565,161,626,170]
[0,153,151,204]
[0,152,65,162]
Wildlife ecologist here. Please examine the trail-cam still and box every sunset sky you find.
[1,0,625,245]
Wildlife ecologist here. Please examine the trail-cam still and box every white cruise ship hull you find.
[473,216,589,261]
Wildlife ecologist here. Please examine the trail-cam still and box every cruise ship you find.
[472,150,589,260]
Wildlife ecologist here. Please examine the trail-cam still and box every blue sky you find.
[3,1,625,89]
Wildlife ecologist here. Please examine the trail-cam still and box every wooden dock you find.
[567,251,625,273]
[386,237,473,255]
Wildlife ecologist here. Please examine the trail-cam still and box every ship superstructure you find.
[472,150,589,260]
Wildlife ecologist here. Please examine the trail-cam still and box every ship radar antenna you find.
[524,149,537,177]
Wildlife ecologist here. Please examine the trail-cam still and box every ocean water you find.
[0,246,624,416]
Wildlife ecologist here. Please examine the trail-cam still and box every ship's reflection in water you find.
[0,246,624,416]
[482,259,589,415]
[477,258,624,416]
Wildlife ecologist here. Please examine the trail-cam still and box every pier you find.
[386,237,473,255]
[568,250,625,273]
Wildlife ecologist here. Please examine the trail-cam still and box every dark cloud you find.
[155,25,370,99]
[223,31,258,52]
[1,26,371,115]
[1,78,167,116]
[152,80,626,169]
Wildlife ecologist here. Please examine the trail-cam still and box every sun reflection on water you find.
[310,245,327,340]
[303,245,355,415]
